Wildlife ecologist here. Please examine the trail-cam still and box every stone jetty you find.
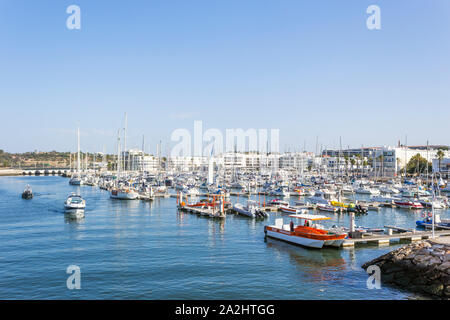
[362,240,450,299]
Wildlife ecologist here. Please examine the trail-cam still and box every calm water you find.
[1,176,448,299]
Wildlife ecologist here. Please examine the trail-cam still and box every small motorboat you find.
[233,200,268,218]
[316,203,338,213]
[264,214,347,249]
[64,193,85,219]
[65,193,86,210]
[346,204,368,214]
[394,199,423,209]
[268,199,290,207]
[416,213,450,229]
[21,185,33,199]
[279,205,307,215]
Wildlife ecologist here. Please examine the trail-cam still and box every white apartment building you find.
[167,156,209,172]
[279,152,313,172]
[122,149,160,172]
[324,145,449,177]
[432,158,450,177]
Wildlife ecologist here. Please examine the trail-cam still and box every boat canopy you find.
[288,214,330,221]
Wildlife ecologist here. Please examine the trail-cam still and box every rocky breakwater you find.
[362,240,450,299]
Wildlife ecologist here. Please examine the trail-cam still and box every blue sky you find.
[0,0,449,155]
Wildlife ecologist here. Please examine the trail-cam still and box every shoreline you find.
[0,169,24,177]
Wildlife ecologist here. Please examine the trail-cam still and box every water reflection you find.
[265,237,346,283]
[208,218,225,236]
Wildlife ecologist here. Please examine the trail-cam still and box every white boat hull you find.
[110,191,138,200]
[266,229,324,248]
[65,208,85,219]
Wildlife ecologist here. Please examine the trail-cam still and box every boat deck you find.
[178,206,226,218]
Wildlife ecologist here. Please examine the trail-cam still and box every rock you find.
[362,240,450,298]
[440,275,450,286]
[427,257,442,267]
[394,275,411,287]
[412,276,428,285]
[381,262,403,274]
[381,273,394,283]
[416,248,431,256]
[404,253,416,260]
[431,251,445,258]
[392,253,406,261]
[436,261,450,272]
[413,254,431,264]
[423,268,441,281]
[397,259,413,269]
[423,281,444,296]
[444,286,450,297]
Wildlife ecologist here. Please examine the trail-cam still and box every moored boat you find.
[316,203,338,213]
[279,205,307,215]
[394,198,423,209]
[110,187,139,200]
[264,214,347,249]
[416,213,450,229]
[233,200,268,218]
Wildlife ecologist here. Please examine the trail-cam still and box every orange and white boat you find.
[264,214,347,249]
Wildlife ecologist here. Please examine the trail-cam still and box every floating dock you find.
[341,229,450,247]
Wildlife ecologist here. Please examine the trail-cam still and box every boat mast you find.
[339,136,342,180]
[141,134,145,174]
[77,126,80,173]
[123,112,127,172]
[117,129,121,180]
[404,135,407,180]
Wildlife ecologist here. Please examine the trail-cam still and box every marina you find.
[1,172,450,299]
[1,1,449,303]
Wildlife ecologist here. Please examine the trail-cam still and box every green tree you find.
[406,154,431,174]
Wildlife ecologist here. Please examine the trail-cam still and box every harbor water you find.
[1,176,448,299]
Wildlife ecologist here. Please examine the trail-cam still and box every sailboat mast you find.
[404,135,407,179]
[123,112,127,172]
[142,134,145,173]
[77,127,80,173]
[117,129,121,178]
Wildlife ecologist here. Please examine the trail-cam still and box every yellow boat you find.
[330,201,354,209]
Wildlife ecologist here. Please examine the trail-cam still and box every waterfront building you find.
[432,158,450,177]
[323,145,449,177]
[122,149,160,172]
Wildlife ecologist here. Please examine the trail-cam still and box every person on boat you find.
[290,221,294,232]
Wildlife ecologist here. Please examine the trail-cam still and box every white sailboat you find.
[69,126,83,186]
[110,126,138,200]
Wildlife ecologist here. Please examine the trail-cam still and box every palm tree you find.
[377,155,384,178]
[437,149,445,173]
